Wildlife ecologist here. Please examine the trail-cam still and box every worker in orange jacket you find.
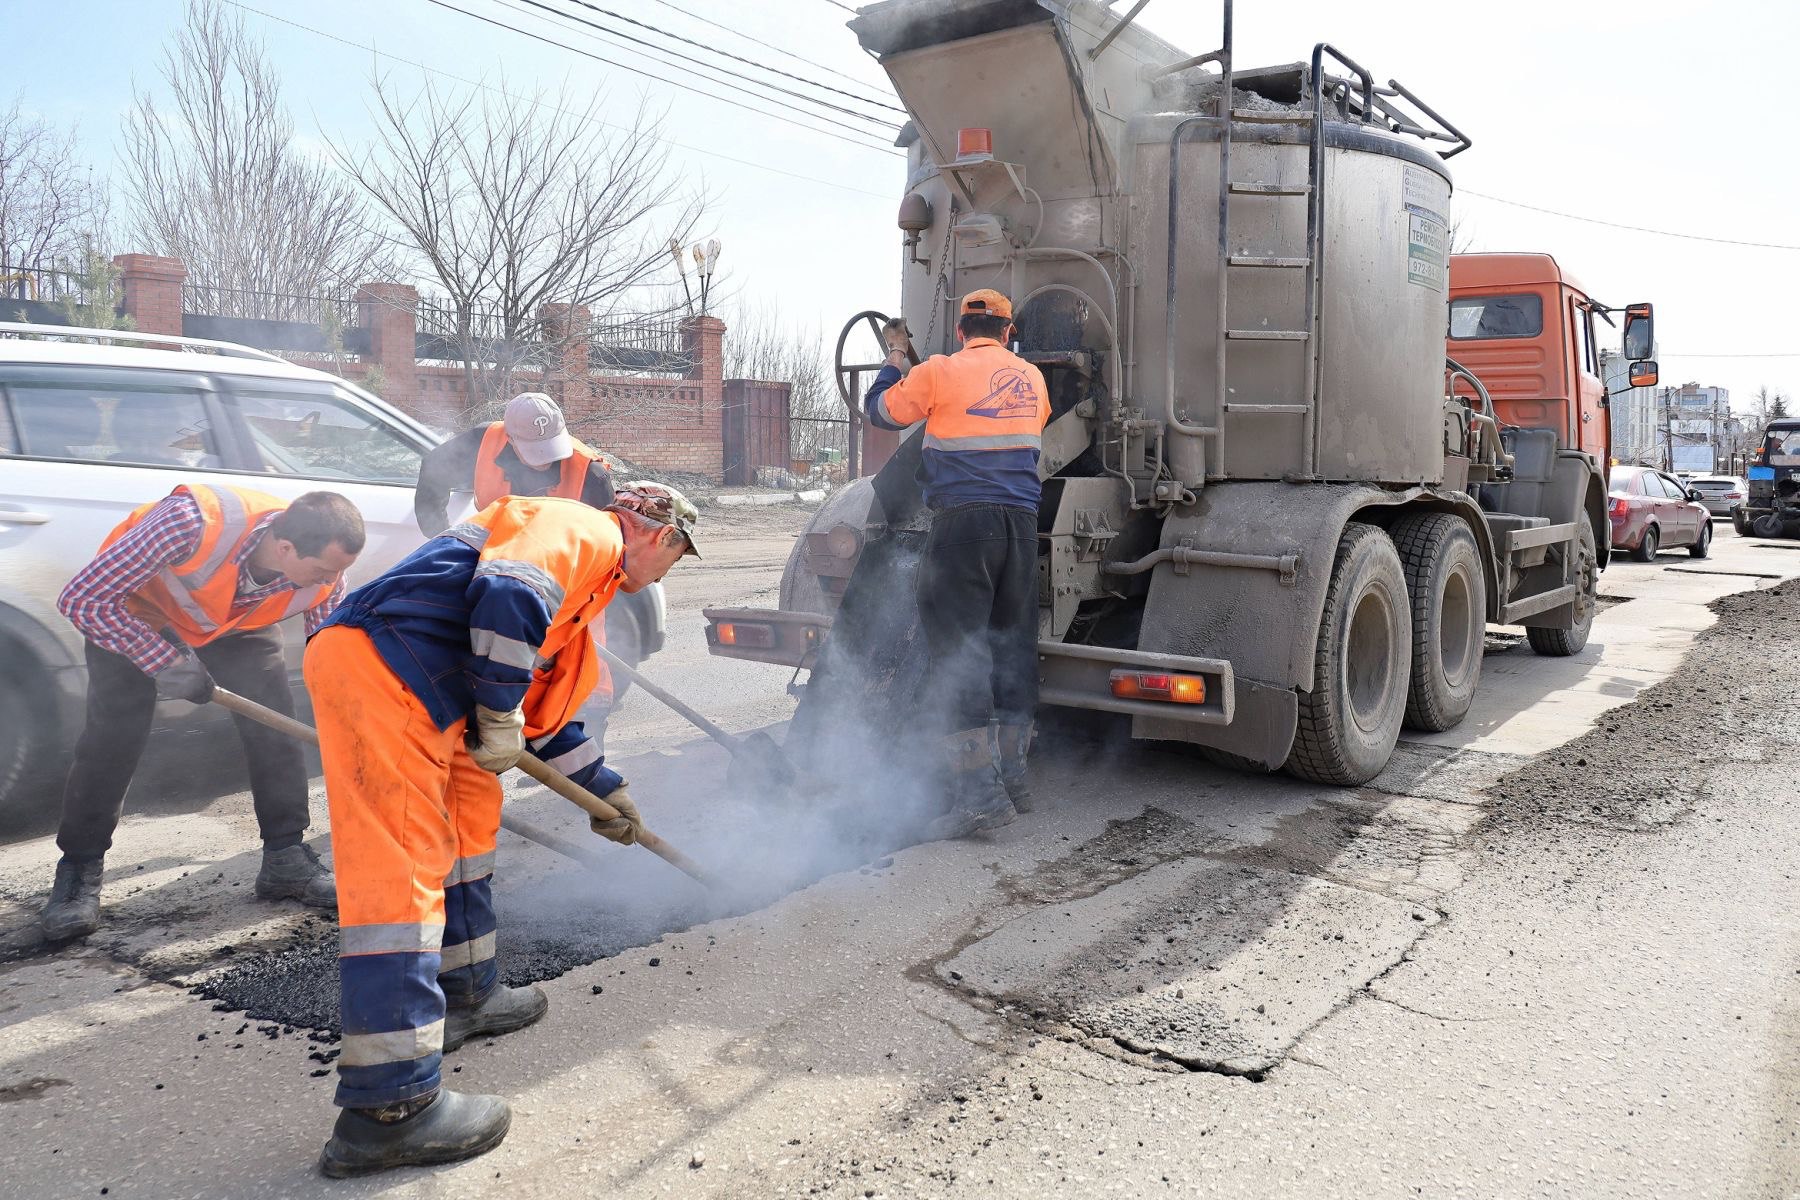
[305,484,699,1178]
[863,289,1050,837]
[42,485,365,940]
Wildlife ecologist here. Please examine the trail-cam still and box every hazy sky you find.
[10,0,1799,411]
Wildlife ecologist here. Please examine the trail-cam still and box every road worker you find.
[304,483,699,1178]
[40,486,365,940]
[863,289,1051,836]
[414,390,623,715]
[412,391,614,537]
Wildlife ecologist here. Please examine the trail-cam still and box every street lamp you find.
[692,239,721,316]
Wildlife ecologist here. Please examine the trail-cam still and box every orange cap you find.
[959,289,1013,321]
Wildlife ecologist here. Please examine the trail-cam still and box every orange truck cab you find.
[1446,253,1657,463]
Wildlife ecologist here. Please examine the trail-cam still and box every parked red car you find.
[1608,466,1712,561]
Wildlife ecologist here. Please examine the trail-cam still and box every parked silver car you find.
[0,325,665,818]
[1686,476,1749,527]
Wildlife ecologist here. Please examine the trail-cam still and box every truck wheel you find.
[1526,520,1598,658]
[1753,513,1785,538]
[1285,523,1411,786]
[1630,525,1659,562]
[1391,513,1485,733]
[1733,510,1752,537]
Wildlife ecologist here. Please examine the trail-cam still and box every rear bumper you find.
[703,607,1237,727]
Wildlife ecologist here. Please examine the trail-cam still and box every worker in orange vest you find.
[305,484,698,1177]
[40,485,365,941]
[863,289,1050,838]
[412,392,614,537]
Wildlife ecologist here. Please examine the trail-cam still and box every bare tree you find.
[336,74,704,422]
[0,97,109,285]
[121,0,393,320]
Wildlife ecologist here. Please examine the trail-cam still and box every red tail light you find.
[1725,492,1744,499]
[1609,497,1630,518]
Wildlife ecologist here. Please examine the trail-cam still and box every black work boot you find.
[319,1090,511,1178]
[256,844,337,908]
[995,723,1035,813]
[443,984,549,1054]
[925,729,1017,840]
[39,856,104,941]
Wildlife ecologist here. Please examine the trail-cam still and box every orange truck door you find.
[1571,294,1608,459]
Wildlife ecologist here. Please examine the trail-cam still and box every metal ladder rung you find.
[1228,255,1311,269]
[1225,329,1310,341]
[1231,109,1317,124]
[1227,181,1312,196]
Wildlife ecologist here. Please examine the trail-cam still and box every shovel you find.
[208,687,713,889]
[595,644,801,794]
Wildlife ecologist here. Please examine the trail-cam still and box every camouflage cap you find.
[613,480,701,557]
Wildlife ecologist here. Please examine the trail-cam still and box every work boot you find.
[443,984,550,1054]
[39,856,104,941]
[255,844,337,908]
[995,723,1035,813]
[319,1090,511,1178]
[924,729,1017,841]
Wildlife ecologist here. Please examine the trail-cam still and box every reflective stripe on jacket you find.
[472,423,604,510]
[321,496,623,742]
[95,483,332,647]
[864,337,1050,509]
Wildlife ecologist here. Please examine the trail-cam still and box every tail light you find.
[1725,491,1744,499]
[1609,497,1630,519]
[1110,669,1206,705]
[714,621,776,649]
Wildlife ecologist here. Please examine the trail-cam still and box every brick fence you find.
[110,254,792,483]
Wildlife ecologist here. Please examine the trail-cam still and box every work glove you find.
[153,655,215,705]
[589,784,644,847]
[467,705,526,774]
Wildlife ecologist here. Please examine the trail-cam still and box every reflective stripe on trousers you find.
[305,625,504,1110]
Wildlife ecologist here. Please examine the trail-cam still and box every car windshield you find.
[1449,293,1544,340]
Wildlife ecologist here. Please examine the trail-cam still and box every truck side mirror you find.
[1628,359,1659,388]
[1623,302,1654,361]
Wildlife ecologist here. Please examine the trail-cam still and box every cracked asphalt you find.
[2,521,1798,1198]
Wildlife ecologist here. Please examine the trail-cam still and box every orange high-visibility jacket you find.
[472,423,605,510]
[96,483,335,647]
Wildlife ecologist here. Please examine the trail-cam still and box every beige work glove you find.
[589,784,644,846]
[468,705,526,773]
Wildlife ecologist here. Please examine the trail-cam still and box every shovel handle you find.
[595,644,742,753]
[209,688,712,889]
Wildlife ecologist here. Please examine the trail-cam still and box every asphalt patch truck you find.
[705,0,1659,787]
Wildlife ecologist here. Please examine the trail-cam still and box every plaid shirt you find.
[57,492,346,674]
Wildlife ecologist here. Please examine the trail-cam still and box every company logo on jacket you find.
[968,367,1042,419]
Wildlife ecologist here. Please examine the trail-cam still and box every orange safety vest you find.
[98,484,335,647]
[465,497,625,737]
[870,337,1050,453]
[472,422,604,510]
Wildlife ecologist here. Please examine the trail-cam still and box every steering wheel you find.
[834,309,919,414]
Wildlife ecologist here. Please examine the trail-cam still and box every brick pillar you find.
[113,254,185,337]
[357,282,419,416]
[682,315,726,478]
[540,304,592,425]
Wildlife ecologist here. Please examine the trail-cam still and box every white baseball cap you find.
[503,392,575,468]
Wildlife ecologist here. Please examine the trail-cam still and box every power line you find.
[506,0,898,133]
[1662,352,1800,359]
[425,0,898,154]
[643,0,891,97]
[554,0,904,114]
[820,0,858,13]
[219,0,895,198]
[1461,189,1800,252]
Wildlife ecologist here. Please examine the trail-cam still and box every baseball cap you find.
[960,289,1013,321]
[503,392,575,468]
[613,480,701,557]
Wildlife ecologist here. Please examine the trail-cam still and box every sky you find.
[8,0,1800,413]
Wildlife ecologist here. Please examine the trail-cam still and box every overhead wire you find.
[1461,188,1800,252]
[424,0,899,154]
[502,0,897,136]
[642,0,891,97]
[551,0,904,114]
[217,0,897,198]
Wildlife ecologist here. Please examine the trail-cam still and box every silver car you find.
[1687,476,1748,521]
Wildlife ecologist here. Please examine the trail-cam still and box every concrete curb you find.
[714,489,828,508]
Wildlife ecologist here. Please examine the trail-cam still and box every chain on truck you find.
[704,0,1661,787]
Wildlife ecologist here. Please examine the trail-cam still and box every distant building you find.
[1602,348,1658,464]
[1656,381,1739,474]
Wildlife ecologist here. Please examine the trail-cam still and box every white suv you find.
[0,325,665,816]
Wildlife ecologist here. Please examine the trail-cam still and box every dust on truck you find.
[705,0,1659,785]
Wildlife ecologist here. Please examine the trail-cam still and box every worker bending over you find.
[305,483,699,1177]
[413,391,614,537]
[864,289,1050,837]
[41,486,364,940]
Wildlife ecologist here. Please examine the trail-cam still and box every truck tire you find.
[1526,520,1598,658]
[1753,513,1785,538]
[1733,509,1752,537]
[1391,512,1485,733]
[1285,523,1411,786]
[1630,524,1659,562]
